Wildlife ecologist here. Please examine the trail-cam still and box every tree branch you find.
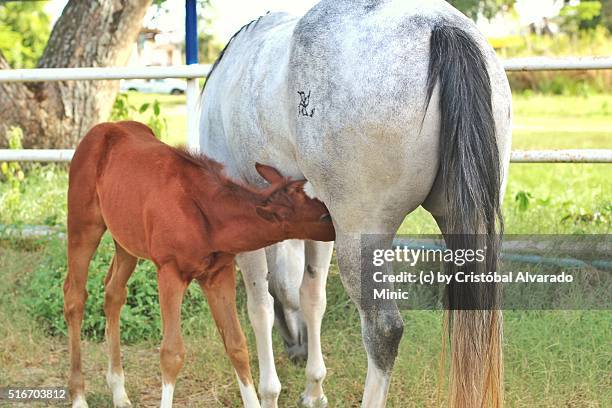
[0,49,11,70]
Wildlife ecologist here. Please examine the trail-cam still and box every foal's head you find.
[254,163,335,242]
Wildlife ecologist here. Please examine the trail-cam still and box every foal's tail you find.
[426,25,504,408]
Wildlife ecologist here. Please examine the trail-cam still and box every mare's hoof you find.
[298,394,328,408]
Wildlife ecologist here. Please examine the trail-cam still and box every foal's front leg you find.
[198,262,260,407]
[157,264,189,408]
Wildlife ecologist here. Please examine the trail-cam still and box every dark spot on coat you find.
[306,264,316,278]
[363,1,380,12]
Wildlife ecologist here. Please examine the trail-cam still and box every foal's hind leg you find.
[198,262,260,407]
[157,263,189,408]
[104,243,137,408]
[64,223,106,408]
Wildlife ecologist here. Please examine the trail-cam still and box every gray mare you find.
[199,1,512,407]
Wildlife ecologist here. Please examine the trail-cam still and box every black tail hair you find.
[426,24,503,294]
[426,24,504,408]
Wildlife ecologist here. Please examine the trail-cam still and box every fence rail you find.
[503,56,612,71]
[2,149,611,163]
[510,150,612,163]
[0,57,610,84]
[0,57,610,163]
[0,64,212,83]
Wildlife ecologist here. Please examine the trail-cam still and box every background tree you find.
[0,0,153,148]
[199,14,224,64]
[447,0,515,19]
[560,0,604,32]
[0,2,50,69]
[602,0,612,30]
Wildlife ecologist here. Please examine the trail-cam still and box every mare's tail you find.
[426,24,504,408]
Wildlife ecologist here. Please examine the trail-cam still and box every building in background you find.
[127,28,183,67]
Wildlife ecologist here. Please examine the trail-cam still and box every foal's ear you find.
[255,162,284,185]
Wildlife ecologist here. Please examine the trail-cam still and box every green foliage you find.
[497,27,612,96]
[1,127,24,188]
[110,93,168,139]
[509,180,609,230]
[446,0,513,19]
[197,4,224,64]
[110,93,132,120]
[0,127,25,220]
[496,27,611,58]
[0,2,50,68]
[603,0,612,30]
[514,191,532,212]
[561,204,609,226]
[24,236,208,343]
[199,30,225,64]
[0,164,67,228]
[560,1,603,32]
[0,128,66,228]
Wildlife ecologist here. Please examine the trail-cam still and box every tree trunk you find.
[0,0,152,148]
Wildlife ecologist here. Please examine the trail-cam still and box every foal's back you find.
[71,120,175,181]
[69,121,207,263]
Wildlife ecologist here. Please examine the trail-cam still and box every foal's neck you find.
[191,170,288,253]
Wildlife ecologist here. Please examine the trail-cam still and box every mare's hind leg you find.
[157,263,189,408]
[64,222,106,408]
[104,243,137,408]
[198,262,260,408]
[298,240,333,408]
[335,230,404,408]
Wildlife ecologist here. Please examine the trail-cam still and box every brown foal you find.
[64,121,335,408]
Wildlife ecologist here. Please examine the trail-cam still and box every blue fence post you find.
[185,0,199,149]
[185,0,198,65]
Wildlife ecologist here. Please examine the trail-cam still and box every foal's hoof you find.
[111,391,132,408]
[114,398,132,408]
[298,394,328,408]
[72,395,89,408]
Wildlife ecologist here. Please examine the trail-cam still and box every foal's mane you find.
[171,146,285,202]
[172,146,226,176]
[171,146,297,207]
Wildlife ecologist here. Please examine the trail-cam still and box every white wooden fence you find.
[0,57,611,163]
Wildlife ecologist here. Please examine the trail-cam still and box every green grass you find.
[0,245,610,407]
[0,92,610,406]
[512,93,611,149]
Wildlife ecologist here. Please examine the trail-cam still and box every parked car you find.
[120,78,186,95]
